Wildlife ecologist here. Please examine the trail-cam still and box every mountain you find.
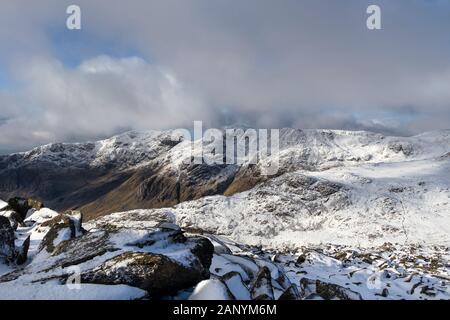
[1,128,449,227]
[0,128,449,300]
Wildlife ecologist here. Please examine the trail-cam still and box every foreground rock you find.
[1,201,449,300]
[0,216,16,262]
[0,216,29,265]
[81,251,210,296]
[0,197,43,223]
[0,205,214,299]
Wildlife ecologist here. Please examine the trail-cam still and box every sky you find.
[0,0,450,153]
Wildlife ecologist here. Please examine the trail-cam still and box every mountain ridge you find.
[0,128,449,223]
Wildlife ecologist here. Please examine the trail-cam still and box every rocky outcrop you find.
[0,216,16,262]
[299,278,363,300]
[0,204,216,299]
[250,267,275,300]
[1,197,43,221]
[81,251,209,296]
[0,216,30,265]
[38,211,84,254]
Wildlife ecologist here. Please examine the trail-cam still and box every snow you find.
[0,130,176,171]
[277,244,450,300]
[171,130,450,249]
[0,199,7,210]
[189,280,232,300]
[222,273,251,300]
[24,208,59,225]
[1,128,449,300]
[0,283,146,300]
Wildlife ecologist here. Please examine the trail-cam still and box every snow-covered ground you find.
[0,284,146,300]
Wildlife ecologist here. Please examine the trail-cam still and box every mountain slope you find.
[0,129,449,227]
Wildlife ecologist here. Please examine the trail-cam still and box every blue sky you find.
[0,0,450,153]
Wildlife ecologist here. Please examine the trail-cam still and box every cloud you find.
[1,0,450,152]
[0,56,208,151]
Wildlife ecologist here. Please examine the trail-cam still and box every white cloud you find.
[0,55,209,151]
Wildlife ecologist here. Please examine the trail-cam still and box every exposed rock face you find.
[77,162,247,220]
[0,131,255,220]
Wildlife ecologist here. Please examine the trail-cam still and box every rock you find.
[3,197,44,222]
[81,251,209,296]
[299,278,363,300]
[388,142,413,156]
[312,181,341,197]
[0,211,22,230]
[190,237,215,274]
[221,272,251,300]
[296,254,307,265]
[278,284,301,300]
[38,213,81,253]
[0,216,16,262]
[299,278,316,298]
[304,293,324,300]
[206,235,233,255]
[49,230,118,270]
[250,267,274,300]
[24,208,59,226]
[316,279,362,300]
[189,279,235,300]
[15,235,30,265]
[220,254,260,281]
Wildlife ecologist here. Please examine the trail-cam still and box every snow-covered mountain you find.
[1,128,449,245]
[1,129,449,300]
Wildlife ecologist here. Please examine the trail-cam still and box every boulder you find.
[315,280,363,300]
[0,216,16,262]
[15,235,30,265]
[3,197,44,222]
[299,278,362,300]
[0,216,30,265]
[38,212,83,253]
[278,284,301,300]
[250,267,274,300]
[0,211,22,230]
[221,272,251,300]
[81,251,210,296]
[190,236,215,273]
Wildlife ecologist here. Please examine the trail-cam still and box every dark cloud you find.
[0,0,450,152]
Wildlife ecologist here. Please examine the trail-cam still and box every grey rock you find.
[250,267,274,300]
[81,251,210,296]
[0,216,16,263]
